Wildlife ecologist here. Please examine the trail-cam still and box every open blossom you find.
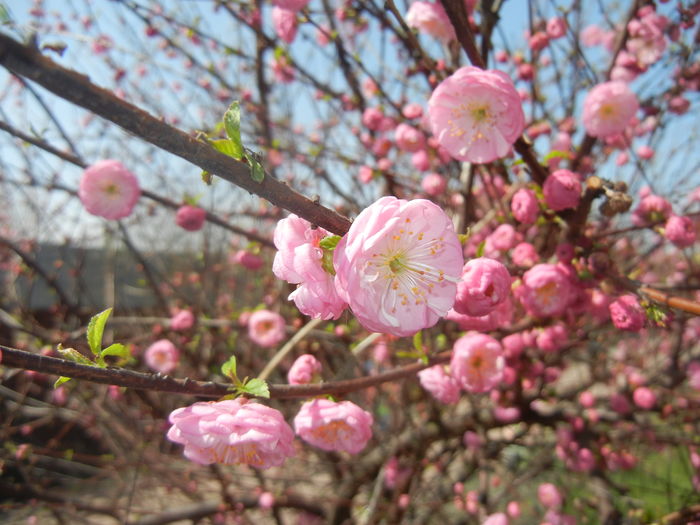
[511,188,539,224]
[511,242,539,267]
[272,7,297,44]
[334,197,463,337]
[167,399,295,468]
[632,194,673,226]
[144,339,179,374]
[287,354,322,385]
[417,365,461,404]
[515,263,574,318]
[248,310,286,347]
[450,333,504,393]
[273,214,346,320]
[543,169,582,211]
[405,1,455,43]
[170,309,195,331]
[454,258,511,317]
[582,81,639,138]
[428,66,525,164]
[609,295,646,332]
[176,205,206,231]
[79,160,140,220]
[294,399,373,454]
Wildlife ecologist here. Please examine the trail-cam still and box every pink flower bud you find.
[609,295,646,332]
[454,257,511,317]
[176,205,206,231]
[287,354,322,385]
[543,169,582,211]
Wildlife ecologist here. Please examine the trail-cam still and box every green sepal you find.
[319,235,341,250]
[54,376,72,388]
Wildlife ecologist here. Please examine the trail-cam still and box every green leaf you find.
[100,343,129,360]
[241,378,270,398]
[54,376,72,388]
[0,4,10,25]
[475,240,486,258]
[221,355,238,381]
[223,101,243,154]
[211,138,243,160]
[86,308,112,356]
[248,155,265,183]
[319,235,341,251]
[543,150,571,161]
[413,330,423,354]
[57,347,95,366]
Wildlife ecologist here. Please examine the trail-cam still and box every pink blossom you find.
[582,81,639,138]
[394,123,426,152]
[417,365,461,404]
[511,188,539,224]
[287,354,322,385]
[145,339,179,374]
[421,173,447,196]
[294,399,373,454]
[665,215,697,248]
[258,492,275,509]
[362,107,384,131]
[248,310,286,347]
[482,513,509,525]
[543,169,581,211]
[273,214,347,320]
[637,145,654,159]
[167,399,295,468]
[402,103,424,119]
[272,54,294,83]
[271,0,309,12]
[632,194,673,226]
[79,160,140,220]
[454,257,511,317]
[538,483,562,509]
[632,386,656,409]
[536,323,568,352]
[529,32,549,52]
[272,7,297,44]
[450,333,504,393]
[176,205,206,231]
[359,165,374,183]
[428,66,524,164]
[547,17,567,39]
[668,96,690,115]
[515,263,574,318]
[334,197,463,337]
[580,25,605,47]
[445,297,513,331]
[609,295,645,332]
[688,362,700,390]
[405,1,456,43]
[170,309,195,331]
[412,149,431,171]
[511,242,539,267]
[233,249,265,270]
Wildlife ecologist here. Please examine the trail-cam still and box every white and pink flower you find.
[79,160,140,220]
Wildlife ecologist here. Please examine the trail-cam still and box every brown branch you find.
[639,286,700,317]
[0,344,450,399]
[441,0,485,68]
[0,33,351,235]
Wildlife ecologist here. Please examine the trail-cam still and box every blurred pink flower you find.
[273,214,347,320]
[294,399,373,454]
[632,193,672,226]
[482,513,509,525]
[417,365,461,404]
[543,169,582,211]
[233,249,265,270]
[582,81,639,138]
[421,173,447,196]
[665,215,696,248]
[538,483,562,509]
[167,399,295,468]
[632,386,656,409]
[402,103,424,119]
[609,295,645,332]
[405,1,455,43]
[271,0,309,12]
[453,257,511,317]
[79,160,140,220]
[334,197,463,337]
[511,188,539,224]
[511,242,539,267]
[176,205,206,231]
[144,339,179,374]
[428,66,524,164]
[450,333,504,393]
[547,17,567,39]
[395,123,426,152]
[287,354,322,385]
[515,263,574,318]
[248,310,286,347]
[170,309,195,331]
[272,7,297,44]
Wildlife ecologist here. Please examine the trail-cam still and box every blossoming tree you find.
[1,0,700,523]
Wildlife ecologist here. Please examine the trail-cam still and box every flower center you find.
[103,182,120,196]
[216,442,264,467]
[308,419,352,444]
[536,281,558,305]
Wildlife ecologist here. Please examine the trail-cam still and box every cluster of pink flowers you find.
[79,160,141,220]
[272,214,347,320]
[428,66,525,164]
